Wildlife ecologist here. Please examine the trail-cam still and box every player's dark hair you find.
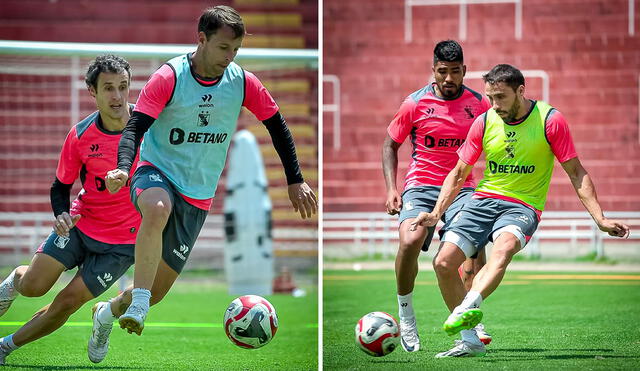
[433,40,464,65]
[85,54,131,89]
[199,5,245,40]
[482,64,525,91]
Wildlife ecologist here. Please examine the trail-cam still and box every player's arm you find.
[106,65,173,193]
[548,110,629,238]
[106,112,155,193]
[410,113,485,230]
[382,135,402,215]
[383,97,415,215]
[410,159,474,230]
[52,129,82,236]
[561,158,629,238]
[261,111,317,219]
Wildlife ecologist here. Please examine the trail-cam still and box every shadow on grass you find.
[3,365,151,370]
[370,359,416,364]
[491,348,614,353]
[479,348,637,362]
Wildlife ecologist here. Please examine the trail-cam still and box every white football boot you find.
[435,339,486,358]
[474,323,492,345]
[399,316,420,352]
[119,303,147,336]
[88,302,113,363]
[0,274,18,317]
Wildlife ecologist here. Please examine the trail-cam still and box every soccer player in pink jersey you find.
[0,55,140,365]
[412,64,630,357]
[100,5,317,346]
[382,40,492,352]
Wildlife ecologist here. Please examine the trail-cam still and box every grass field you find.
[0,272,317,370]
[324,269,640,370]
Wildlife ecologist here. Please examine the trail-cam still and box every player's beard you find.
[439,83,460,99]
[504,99,521,123]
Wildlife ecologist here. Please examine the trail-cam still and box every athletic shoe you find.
[435,339,486,358]
[443,307,483,336]
[119,303,147,336]
[88,302,113,363]
[0,277,17,317]
[474,323,492,345]
[399,316,420,352]
[0,340,11,365]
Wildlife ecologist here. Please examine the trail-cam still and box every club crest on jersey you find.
[404,201,414,211]
[54,235,70,249]
[197,111,210,127]
[505,145,515,158]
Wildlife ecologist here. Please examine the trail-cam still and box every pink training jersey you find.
[387,83,491,190]
[133,61,279,210]
[56,110,141,244]
[457,105,578,215]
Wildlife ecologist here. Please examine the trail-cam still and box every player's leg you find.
[119,166,174,336]
[394,186,440,352]
[395,219,430,352]
[1,231,78,317]
[0,271,93,365]
[465,249,491,344]
[107,260,180,318]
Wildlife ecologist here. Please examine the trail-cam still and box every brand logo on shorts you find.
[173,244,189,261]
[96,273,113,288]
[451,212,462,224]
[54,235,70,249]
[149,174,163,182]
[516,215,530,224]
[404,201,414,211]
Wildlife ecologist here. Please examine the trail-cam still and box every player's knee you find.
[51,294,85,316]
[398,235,423,255]
[139,198,172,224]
[432,255,457,276]
[18,280,50,297]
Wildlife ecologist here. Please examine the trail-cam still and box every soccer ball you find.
[224,295,278,349]
[354,311,400,357]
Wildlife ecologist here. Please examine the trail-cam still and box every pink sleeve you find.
[457,114,485,165]
[243,71,279,121]
[133,64,175,119]
[545,110,578,163]
[386,97,416,143]
[55,127,82,184]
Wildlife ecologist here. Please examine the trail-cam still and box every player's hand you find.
[597,218,630,238]
[106,169,129,194]
[54,212,81,237]
[288,182,317,219]
[409,211,439,231]
[385,189,402,215]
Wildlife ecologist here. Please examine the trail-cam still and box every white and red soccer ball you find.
[355,311,400,357]
[224,295,278,349]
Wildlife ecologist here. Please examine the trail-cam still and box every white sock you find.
[0,334,19,351]
[460,290,483,310]
[97,302,117,323]
[130,288,151,311]
[397,293,415,319]
[461,329,483,345]
[0,269,18,299]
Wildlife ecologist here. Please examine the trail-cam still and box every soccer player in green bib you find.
[411,64,630,358]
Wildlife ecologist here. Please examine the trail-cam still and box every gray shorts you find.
[443,197,539,257]
[37,228,134,297]
[130,166,208,274]
[398,186,475,252]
